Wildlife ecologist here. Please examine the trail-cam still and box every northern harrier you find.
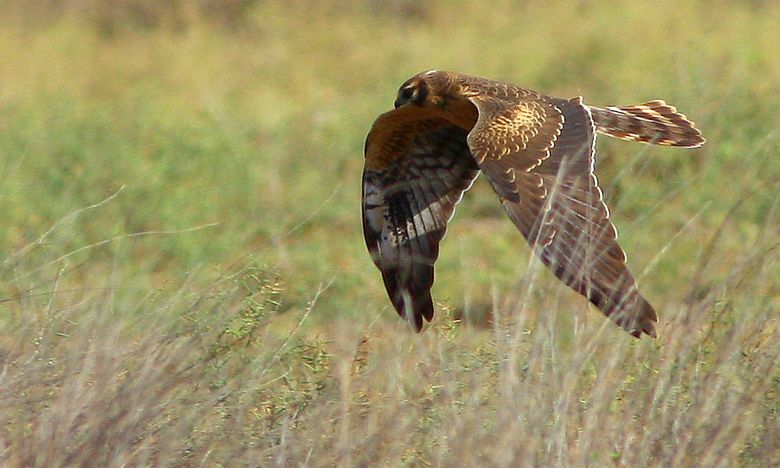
[362,70,704,338]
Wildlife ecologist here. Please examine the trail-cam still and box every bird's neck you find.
[427,95,479,131]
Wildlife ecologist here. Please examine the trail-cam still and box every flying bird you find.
[362,70,704,338]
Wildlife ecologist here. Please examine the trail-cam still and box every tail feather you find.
[588,100,705,148]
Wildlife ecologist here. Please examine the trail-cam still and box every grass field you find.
[1,1,779,465]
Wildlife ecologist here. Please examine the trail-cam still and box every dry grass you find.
[2,258,778,465]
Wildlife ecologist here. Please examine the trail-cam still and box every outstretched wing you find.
[363,106,479,331]
[463,83,657,338]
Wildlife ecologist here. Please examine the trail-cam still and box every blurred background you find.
[0,1,778,465]
[2,0,778,324]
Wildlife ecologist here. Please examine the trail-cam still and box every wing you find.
[363,106,480,331]
[464,85,657,338]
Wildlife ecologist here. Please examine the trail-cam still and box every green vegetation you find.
[1,1,778,465]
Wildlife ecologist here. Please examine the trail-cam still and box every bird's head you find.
[394,75,430,109]
[394,70,455,109]
[393,70,478,129]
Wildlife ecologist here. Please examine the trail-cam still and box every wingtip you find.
[641,323,658,339]
[635,301,658,339]
[628,322,657,339]
[615,295,658,339]
[395,289,435,333]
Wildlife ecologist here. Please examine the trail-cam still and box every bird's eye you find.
[401,87,415,100]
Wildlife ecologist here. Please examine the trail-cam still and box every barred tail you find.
[588,100,705,148]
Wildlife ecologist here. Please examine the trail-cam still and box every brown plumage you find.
[589,100,705,147]
[362,70,705,338]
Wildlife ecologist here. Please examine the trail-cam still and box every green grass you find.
[1,1,779,465]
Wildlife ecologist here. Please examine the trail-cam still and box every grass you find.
[1,0,779,465]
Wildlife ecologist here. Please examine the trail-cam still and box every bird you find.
[362,70,705,338]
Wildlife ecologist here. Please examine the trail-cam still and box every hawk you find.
[362,70,705,338]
